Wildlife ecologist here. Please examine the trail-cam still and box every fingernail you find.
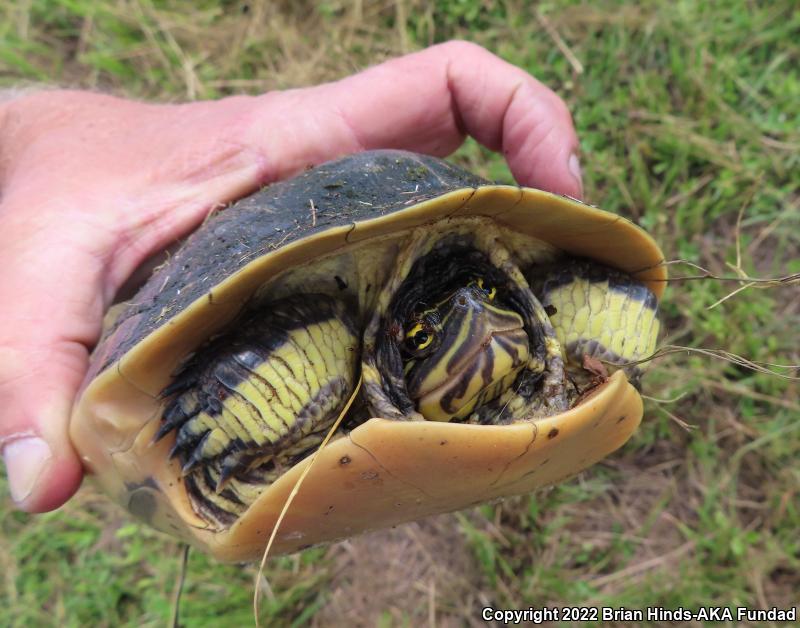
[3,436,52,504]
[568,153,583,197]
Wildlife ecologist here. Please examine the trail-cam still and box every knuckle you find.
[437,39,490,59]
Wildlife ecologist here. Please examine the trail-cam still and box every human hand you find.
[0,41,581,512]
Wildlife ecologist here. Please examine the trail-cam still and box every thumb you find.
[0,201,105,512]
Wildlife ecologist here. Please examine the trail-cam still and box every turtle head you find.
[402,278,530,421]
[362,237,566,425]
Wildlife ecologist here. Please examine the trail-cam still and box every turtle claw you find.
[214,453,252,493]
[168,422,203,460]
[154,419,180,443]
[167,439,185,461]
[180,456,201,476]
[160,375,196,399]
[180,431,212,476]
[154,395,201,443]
[214,462,234,492]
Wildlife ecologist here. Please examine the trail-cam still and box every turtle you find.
[70,150,665,562]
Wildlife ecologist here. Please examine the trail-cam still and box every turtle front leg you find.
[154,294,359,528]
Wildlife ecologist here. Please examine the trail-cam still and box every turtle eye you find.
[404,322,435,354]
[474,277,497,301]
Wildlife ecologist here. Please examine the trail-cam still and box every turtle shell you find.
[70,150,666,561]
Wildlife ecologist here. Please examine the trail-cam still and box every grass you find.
[1,0,798,625]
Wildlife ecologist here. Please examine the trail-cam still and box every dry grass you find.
[318,515,486,627]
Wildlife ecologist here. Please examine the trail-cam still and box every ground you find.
[1,1,798,626]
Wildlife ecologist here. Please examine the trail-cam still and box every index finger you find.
[255,41,583,197]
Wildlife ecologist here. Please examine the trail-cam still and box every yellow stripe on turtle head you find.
[405,284,530,421]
